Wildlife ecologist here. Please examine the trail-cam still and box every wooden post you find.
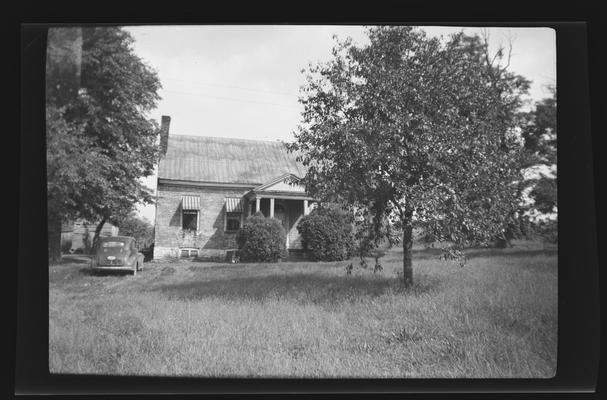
[270,198,275,218]
[255,198,260,213]
[303,200,309,216]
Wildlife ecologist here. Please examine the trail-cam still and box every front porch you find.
[245,195,315,250]
[242,173,316,250]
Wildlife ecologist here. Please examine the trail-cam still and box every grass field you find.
[49,241,557,378]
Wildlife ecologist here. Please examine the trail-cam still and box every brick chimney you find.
[159,115,171,158]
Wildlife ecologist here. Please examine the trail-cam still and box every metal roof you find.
[158,135,306,185]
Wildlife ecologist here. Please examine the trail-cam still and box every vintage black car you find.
[91,236,145,276]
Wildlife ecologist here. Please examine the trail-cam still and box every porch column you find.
[255,198,260,213]
[270,198,275,218]
[303,199,309,216]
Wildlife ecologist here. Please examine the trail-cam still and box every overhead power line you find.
[163,76,299,97]
[162,88,302,110]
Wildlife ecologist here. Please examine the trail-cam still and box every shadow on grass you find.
[55,254,92,265]
[463,247,557,260]
[78,268,134,277]
[410,247,557,261]
[150,272,439,307]
[189,258,315,265]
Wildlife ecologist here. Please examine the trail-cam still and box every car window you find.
[102,241,126,248]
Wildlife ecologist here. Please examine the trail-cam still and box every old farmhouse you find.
[153,116,315,260]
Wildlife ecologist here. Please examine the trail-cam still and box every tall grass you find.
[49,244,557,377]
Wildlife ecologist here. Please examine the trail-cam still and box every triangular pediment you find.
[254,173,306,193]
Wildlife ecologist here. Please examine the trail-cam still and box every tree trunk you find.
[48,214,62,263]
[91,215,108,254]
[402,211,414,287]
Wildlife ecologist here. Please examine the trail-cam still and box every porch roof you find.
[246,191,316,201]
[245,173,315,200]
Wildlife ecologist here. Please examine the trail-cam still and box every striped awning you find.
[225,197,244,213]
[181,195,200,210]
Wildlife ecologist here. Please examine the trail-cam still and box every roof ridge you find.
[170,134,289,145]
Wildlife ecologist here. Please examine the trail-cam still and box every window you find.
[225,212,242,232]
[182,210,198,231]
[180,248,198,258]
[224,197,243,232]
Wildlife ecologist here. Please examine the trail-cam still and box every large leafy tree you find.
[521,86,556,166]
[114,212,155,250]
[288,27,530,285]
[510,87,557,243]
[521,87,557,215]
[46,27,161,261]
[495,87,557,247]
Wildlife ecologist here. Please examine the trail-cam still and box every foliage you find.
[439,247,468,267]
[114,212,155,250]
[500,87,557,245]
[287,27,530,284]
[529,176,557,214]
[421,231,437,248]
[297,205,354,261]
[520,86,557,166]
[521,88,557,216]
[236,212,287,262]
[535,219,558,244]
[46,27,161,261]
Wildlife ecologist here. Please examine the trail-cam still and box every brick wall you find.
[153,183,310,260]
[153,183,252,260]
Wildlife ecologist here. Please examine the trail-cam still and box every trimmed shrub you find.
[236,212,287,262]
[297,206,354,261]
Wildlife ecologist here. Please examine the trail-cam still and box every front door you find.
[274,202,289,248]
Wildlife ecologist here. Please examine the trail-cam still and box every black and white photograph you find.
[44,24,560,379]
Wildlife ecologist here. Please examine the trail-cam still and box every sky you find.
[121,25,556,223]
